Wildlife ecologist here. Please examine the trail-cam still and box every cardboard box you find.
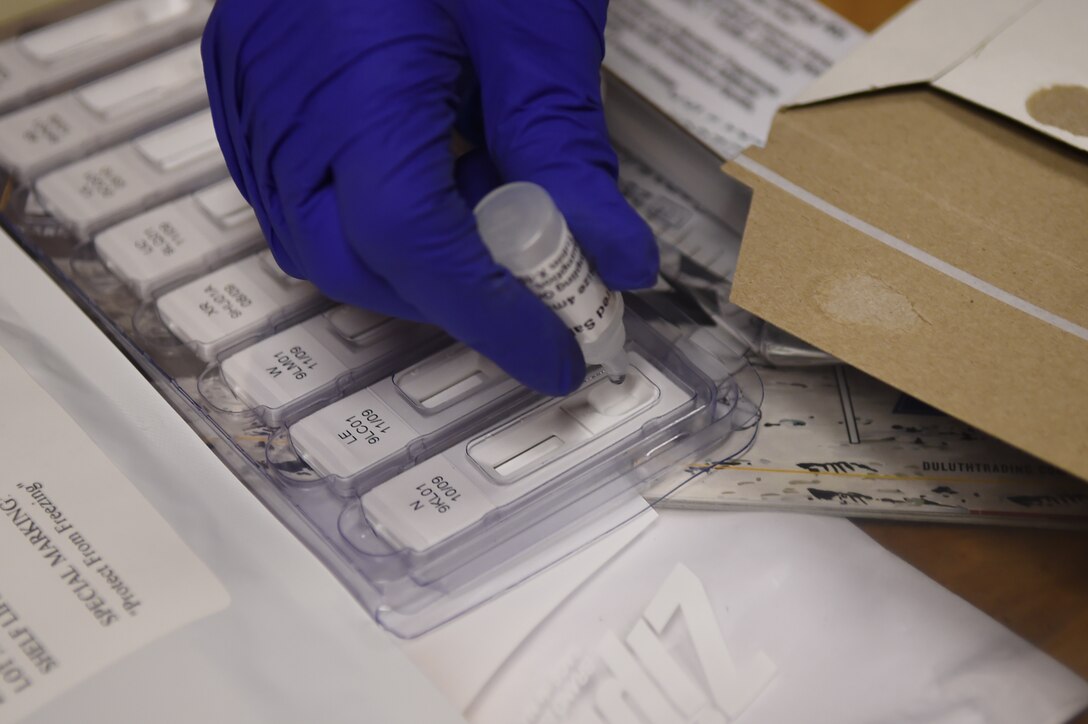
[724,0,1088,480]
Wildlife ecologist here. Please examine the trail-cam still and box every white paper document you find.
[401,501,658,712]
[794,0,1088,153]
[467,510,1088,724]
[656,364,1088,524]
[605,0,865,159]
[0,343,230,722]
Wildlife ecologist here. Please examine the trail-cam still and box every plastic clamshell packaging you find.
[155,250,324,361]
[0,41,208,180]
[0,3,761,638]
[96,179,264,298]
[362,353,688,554]
[34,109,227,237]
[218,306,447,428]
[292,312,734,564]
[0,0,212,115]
[288,342,534,496]
[354,313,753,632]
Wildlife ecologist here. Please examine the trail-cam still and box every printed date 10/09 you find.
[412,476,461,514]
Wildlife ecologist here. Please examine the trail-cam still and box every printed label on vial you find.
[517,229,620,345]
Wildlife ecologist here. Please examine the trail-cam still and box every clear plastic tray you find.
[203,305,450,428]
[2,161,759,635]
[0,4,762,636]
[0,0,212,115]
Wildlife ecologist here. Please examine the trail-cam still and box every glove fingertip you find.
[557,186,660,290]
[454,149,502,209]
[593,206,659,290]
[539,334,586,397]
[470,297,586,397]
[518,344,585,397]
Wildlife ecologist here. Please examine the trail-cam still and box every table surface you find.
[818,1,1088,717]
[0,0,109,38]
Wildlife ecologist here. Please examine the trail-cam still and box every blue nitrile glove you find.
[201,0,657,396]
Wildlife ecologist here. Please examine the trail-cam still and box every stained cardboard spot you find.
[1026,85,1088,137]
[816,274,921,331]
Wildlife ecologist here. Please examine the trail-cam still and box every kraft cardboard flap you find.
[742,92,1088,328]
[727,0,1088,480]
[724,89,1088,481]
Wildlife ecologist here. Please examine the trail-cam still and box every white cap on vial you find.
[475,182,629,384]
[475,182,568,272]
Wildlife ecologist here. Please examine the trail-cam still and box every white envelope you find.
[796,0,1088,152]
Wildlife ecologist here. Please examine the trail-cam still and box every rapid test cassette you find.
[214,305,446,427]
[154,250,324,362]
[95,179,263,298]
[0,0,212,115]
[35,109,226,237]
[289,311,746,568]
[0,41,207,180]
[360,353,691,554]
[287,342,535,496]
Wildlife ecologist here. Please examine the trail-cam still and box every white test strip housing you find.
[289,344,517,487]
[0,0,212,115]
[35,109,227,236]
[156,250,323,361]
[0,41,208,180]
[220,307,419,427]
[96,179,263,298]
[361,355,689,553]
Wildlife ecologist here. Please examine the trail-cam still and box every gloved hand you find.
[202,0,657,396]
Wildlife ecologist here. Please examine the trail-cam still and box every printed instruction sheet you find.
[654,364,1088,525]
[605,0,866,159]
[0,342,229,722]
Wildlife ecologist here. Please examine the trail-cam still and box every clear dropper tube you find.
[474,182,629,384]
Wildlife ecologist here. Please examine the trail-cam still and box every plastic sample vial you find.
[474,182,628,384]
